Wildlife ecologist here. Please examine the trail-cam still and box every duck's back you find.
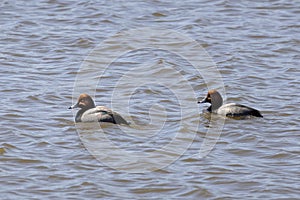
[217,103,263,118]
[81,106,129,124]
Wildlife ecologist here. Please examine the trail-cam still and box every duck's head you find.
[198,89,223,110]
[69,94,96,110]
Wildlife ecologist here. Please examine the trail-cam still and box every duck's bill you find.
[197,98,207,104]
[69,103,78,109]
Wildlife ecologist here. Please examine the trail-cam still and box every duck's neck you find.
[211,100,222,111]
[210,93,223,111]
[75,109,87,122]
[207,105,212,112]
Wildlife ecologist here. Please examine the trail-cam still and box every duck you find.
[69,94,129,125]
[198,89,263,118]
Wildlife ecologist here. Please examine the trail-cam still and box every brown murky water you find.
[1,1,299,199]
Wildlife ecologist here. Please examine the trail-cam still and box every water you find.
[1,0,300,199]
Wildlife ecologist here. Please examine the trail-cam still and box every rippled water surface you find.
[1,0,300,199]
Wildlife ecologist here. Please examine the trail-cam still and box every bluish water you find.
[0,0,299,199]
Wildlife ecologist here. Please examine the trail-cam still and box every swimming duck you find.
[69,94,129,125]
[198,89,263,118]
